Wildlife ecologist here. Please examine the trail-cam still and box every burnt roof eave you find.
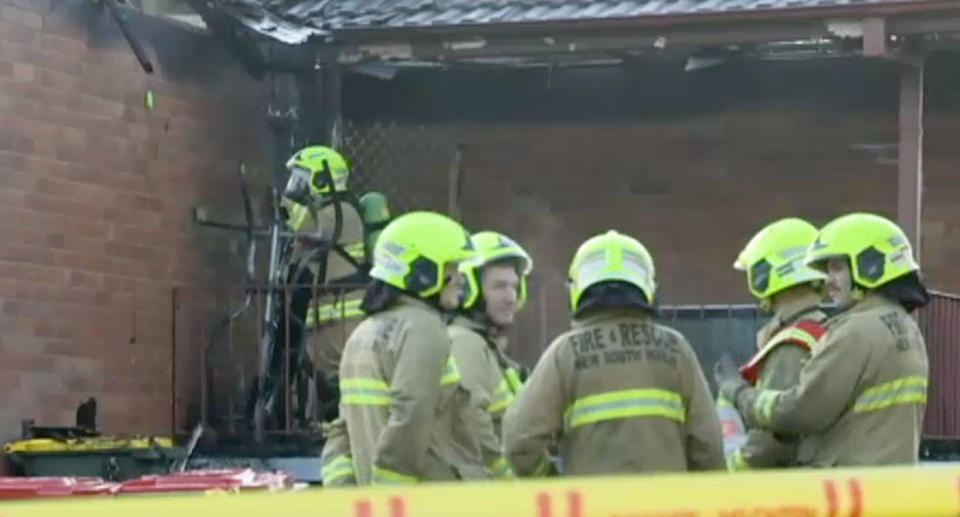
[318,0,960,43]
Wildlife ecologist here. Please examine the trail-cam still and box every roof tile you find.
[221,0,939,44]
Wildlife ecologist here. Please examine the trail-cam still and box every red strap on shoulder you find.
[793,318,827,341]
[738,318,826,385]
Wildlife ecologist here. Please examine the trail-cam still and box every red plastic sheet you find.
[117,469,294,495]
[0,469,294,499]
[0,477,119,499]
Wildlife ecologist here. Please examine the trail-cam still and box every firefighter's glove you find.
[714,355,749,405]
[318,421,335,438]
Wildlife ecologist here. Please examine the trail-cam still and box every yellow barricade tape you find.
[2,465,959,517]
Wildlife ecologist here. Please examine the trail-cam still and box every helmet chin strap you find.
[468,307,508,336]
[851,285,866,301]
[760,297,773,313]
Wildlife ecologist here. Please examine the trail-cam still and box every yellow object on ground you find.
[4,437,175,453]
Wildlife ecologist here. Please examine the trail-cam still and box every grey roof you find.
[220,0,941,44]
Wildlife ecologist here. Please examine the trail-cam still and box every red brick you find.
[0,187,26,207]
[0,58,13,78]
[102,205,163,228]
[0,41,81,76]
[40,390,91,412]
[0,4,41,29]
[43,232,65,249]
[112,191,154,213]
[40,34,85,61]
[0,350,57,373]
[64,376,99,393]
[10,61,30,82]
[0,281,55,304]
[61,303,114,323]
[0,61,13,83]
[62,218,109,239]
[0,19,36,46]
[4,300,51,320]
[23,193,103,220]
[82,95,126,120]
[31,408,73,428]
[0,261,64,283]
[1,300,23,316]
[48,288,109,308]
[103,274,136,293]
[34,320,66,339]
[0,242,57,267]
[103,241,161,263]
[28,103,128,140]
[0,81,60,110]
[3,0,53,13]
[66,270,103,290]
[0,370,23,391]
[54,250,114,276]
[82,72,136,104]
[0,118,40,154]
[35,176,114,206]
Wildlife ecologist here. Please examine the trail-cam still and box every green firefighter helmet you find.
[359,191,393,258]
[359,191,391,226]
[734,217,827,301]
[804,212,919,289]
[568,230,656,313]
[459,231,534,310]
[283,145,350,202]
[369,211,477,298]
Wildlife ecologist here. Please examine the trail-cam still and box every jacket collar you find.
[572,308,652,328]
[451,313,509,351]
[771,290,825,327]
[393,293,441,314]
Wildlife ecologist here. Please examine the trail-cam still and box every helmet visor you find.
[283,165,312,203]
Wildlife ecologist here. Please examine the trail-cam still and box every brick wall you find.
[0,0,268,448]
[1,0,957,447]
[344,59,960,366]
[921,112,960,296]
[448,111,874,364]
[348,108,959,367]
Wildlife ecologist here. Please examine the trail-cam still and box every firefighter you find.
[319,417,354,486]
[448,231,533,479]
[721,218,829,470]
[715,212,931,466]
[319,192,394,487]
[503,230,725,476]
[280,145,369,422]
[331,211,496,485]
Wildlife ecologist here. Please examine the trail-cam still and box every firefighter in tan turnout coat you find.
[716,213,931,467]
[449,231,534,479]
[321,211,496,485]
[503,230,725,476]
[722,218,829,470]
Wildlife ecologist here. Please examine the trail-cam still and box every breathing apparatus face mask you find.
[283,165,313,205]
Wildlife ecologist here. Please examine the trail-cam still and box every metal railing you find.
[172,282,366,439]
[172,282,960,444]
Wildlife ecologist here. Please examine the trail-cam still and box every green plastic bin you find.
[4,437,185,481]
